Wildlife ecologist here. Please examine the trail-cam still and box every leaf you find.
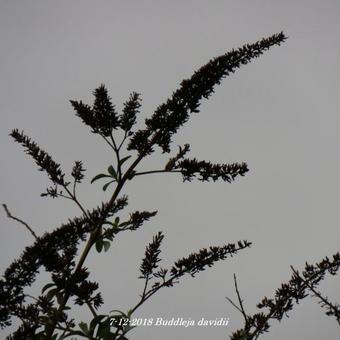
[79,321,89,335]
[119,155,131,167]
[96,240,103,253]
[103,180,114,191]
[103,241,111,252]
[46,288,58,301]
[56,292,64,305]
[107,165,118,180]
[104,221,115,227]
[64,330,87,337]
[109,310,127,317]
[42,282,55,294]
[89,315,107,332]
[96,318,115,339]
[91,173,111,184]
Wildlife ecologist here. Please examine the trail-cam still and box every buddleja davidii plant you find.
[1,32,286,339]
[228,252,340,339]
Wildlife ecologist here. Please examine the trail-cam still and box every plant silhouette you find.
[2,31,339,340]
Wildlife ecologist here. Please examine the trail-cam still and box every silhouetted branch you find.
[128,32,286,154]
[291,265,340,325]
[131,241,251,315]
[132,169,182,177]
[175,158,249,182]
[229,252,340,340]
[226,274,248,323]
[10,129,68,187]
[2,204,38,240]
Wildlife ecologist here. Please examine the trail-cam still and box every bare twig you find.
[133,169,182,177]
[229,274,248,323]
[2,204,38,240]
[226,296,244,314]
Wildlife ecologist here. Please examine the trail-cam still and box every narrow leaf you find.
[46,288,58,301]
[103,180,114,191]
[119,155,131,167]
[42,283,55,294]
[79,321,89,335]
[107,165,117,180]
[89,315,107,332]
[103,241,111,252]
[91,173,111,184]
[96,240,103,253]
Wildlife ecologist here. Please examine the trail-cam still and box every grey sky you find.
[1,1,340,339]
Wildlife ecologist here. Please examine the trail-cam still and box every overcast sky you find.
[1,1,340,339]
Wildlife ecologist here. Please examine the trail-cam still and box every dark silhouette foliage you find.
[2,31,337,340]
[228,253,340,339]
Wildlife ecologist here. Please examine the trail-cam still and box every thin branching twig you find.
[2,204,38,240]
